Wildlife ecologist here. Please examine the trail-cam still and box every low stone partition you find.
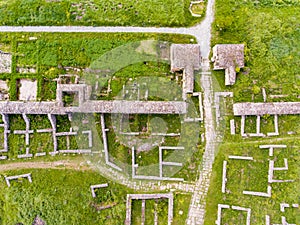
[13,114,34,158]
[82,130,93,148]
[233,102,300,116]
[100,114,122,171]
[259,145,286,157]
[280,203,299,212]
[59,149,91,154]
[17,147,33,158]
[221,161,227,193]
[90,183,108,198]
[243,185,272,198]
[55,131,77,136]
[0,100,187,115]
[36,128,53,133]
[240,115,280,137]
[132,146,184,181]
[5,173,32,187]
[228,156,253,160]
[0,113,10,154]
[48,114,58,155]
[215,92,233,126]
[267,114,279,136]
[222,156,253,194]
[230,119,235,135]
[216,204,251,225]
[184,92,204,122]
[268,159,294,183]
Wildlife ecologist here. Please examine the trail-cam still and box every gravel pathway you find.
[186,58,218,225]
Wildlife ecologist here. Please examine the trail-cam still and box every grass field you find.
[0,0,201,27]
[0,169,129,225]
[0,168,192,225]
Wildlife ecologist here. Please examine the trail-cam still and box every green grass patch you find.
[0,168,192,224]
[190,2,206,15]
[0,169,130,225]
[0,0,201,27]
[29,133,53,155]
[9,114,26,130]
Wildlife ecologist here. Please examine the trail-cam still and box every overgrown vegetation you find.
[0,168,192,224]
[99,111,204,182]
[190,2,206,16]
[0,169,129,224]
[0,32,195,101]
[0,0,201,27]
[211,0,300,102]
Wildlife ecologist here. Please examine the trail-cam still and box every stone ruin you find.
[216,204,251,225]
[5,173,32,187]
[90,183,108,198]
[218,144,296,224]
[266,203,299,225]
[233,102,300,116]
[212,44,244,85]
[125,193,174,225]
[131,146,185,181]
[221,145,294,198]
[18,79,38,101]
[170,44,201,99]
[0,80,9,100]
[0,112,93,159]
[0,43,205,178]
[0,50,12,73]
[233,102,300,137]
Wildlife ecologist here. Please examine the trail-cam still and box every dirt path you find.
[0,160,91,172]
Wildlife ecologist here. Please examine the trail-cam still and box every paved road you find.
[0,6,212,58]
